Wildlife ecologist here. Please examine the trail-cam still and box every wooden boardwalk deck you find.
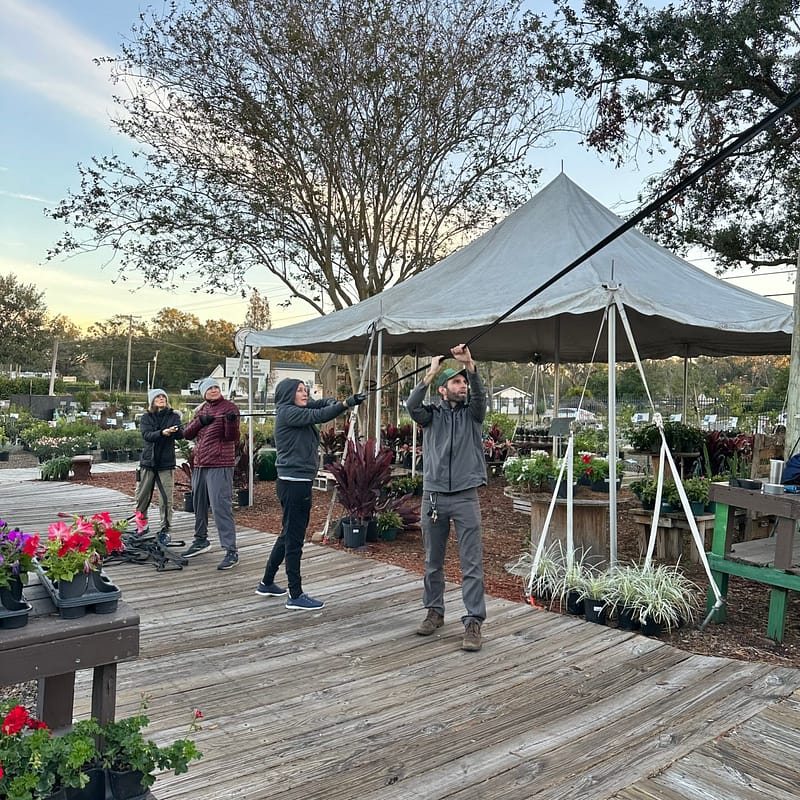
[3,477,800,799]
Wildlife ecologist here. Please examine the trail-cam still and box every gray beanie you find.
[198,377,220,398]
[148,388,168,405]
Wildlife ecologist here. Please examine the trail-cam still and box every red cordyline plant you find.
[328,438,393,523]
[37,512,129,582]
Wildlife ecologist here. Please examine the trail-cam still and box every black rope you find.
[461,89,800,350]
[365,90,800,395]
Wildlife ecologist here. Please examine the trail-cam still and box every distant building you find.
[270,362,319,399]
[490,385,532,414]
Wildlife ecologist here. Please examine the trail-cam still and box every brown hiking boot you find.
[416,609,444,636]
[462,620,482,651]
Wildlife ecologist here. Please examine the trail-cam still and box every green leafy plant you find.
[0,704,100,800]
[629,477,659,505]
[682,476,710,504]
[39,455,72,481]
[0,700,202,799]
[502,451,554,492]
[390,473,423,495]
[100,703,203,789]
[376,509,403,533]
[506,542,565,604]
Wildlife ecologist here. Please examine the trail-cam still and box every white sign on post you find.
[225,357,271,379]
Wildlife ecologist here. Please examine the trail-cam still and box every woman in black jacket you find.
[134,389,184,544]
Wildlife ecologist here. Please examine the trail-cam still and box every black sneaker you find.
[157,530,171,546]
[255,581,288,597]
[182,539,211,558]
[217,551,239,570]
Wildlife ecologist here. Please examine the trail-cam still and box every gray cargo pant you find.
[421,487,486,624]
[191,466,237,554]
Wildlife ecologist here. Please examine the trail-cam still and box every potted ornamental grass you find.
[609,562,701,636]
[576,569,615,625]
[506,542,565,606]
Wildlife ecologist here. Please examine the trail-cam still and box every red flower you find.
[105,528,123,552]
[2,705,31,735]
[21,534,39,556]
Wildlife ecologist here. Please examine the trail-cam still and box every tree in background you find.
[538,0,800,273]
[47,0,569,318]
[0,275,52,369]
[244,289,271,331]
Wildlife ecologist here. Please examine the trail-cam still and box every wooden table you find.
[707,482,800,642]
[0,579,140,729]
[632,507,747,563]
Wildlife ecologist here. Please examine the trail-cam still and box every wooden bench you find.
[707,482,800,642]
[0,579,140,730]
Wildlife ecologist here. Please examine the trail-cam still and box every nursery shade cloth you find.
[246,174,792,362]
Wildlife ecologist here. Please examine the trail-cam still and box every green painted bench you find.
[706,482,800,642]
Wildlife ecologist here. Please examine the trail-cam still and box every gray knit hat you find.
[198,377,220,398]
[147,388,168,405]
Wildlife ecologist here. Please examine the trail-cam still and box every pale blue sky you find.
[0,0,791,333]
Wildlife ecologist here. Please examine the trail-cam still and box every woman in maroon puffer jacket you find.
[181,378,241,570]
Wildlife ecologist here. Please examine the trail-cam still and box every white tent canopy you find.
[247,173,792,361]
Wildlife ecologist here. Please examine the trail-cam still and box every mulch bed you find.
[13,449,800,669]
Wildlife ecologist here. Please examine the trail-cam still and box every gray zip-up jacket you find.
[274,378,348,480]
[406,370,487,493]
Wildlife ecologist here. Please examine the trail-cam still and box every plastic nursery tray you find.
[37,568,122,620]
[0,597,32,629]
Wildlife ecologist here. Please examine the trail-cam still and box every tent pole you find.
[683,346,689,422]
[248,345,254,505]
[607,291,618,567]
[411,351,419,476]
[375,330,383,454]
[552,320,561,456]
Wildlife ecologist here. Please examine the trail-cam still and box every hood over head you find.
[275,378,305,405]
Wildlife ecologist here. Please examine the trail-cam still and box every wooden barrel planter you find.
[529,495,611,566]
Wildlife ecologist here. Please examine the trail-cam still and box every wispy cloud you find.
[0,190,51,204]
[0,0,124,129]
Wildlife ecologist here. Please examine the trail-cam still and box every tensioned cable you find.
[462,89,800,351]
[371,88,800,395]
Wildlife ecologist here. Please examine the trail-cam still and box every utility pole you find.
[48,339,59,396]
[125,315,135,395]
[152,350,159,388]
[109,356,114,391]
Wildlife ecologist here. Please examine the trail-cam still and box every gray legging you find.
[420,487,486,624]
[191,466,237,553]
[134,467,175,531]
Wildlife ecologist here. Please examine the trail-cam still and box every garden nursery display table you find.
[0,577,140,730]
[707,482,800,642]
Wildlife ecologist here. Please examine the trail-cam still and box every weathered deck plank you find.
[3,478,800,799]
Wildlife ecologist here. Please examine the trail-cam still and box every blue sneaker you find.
[255,581,288,597]
[285,593,324,611]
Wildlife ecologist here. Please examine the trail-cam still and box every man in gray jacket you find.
[406,344,487,651]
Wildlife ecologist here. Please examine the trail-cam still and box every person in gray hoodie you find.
[256,377,365,611]
[406,344,487,651]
